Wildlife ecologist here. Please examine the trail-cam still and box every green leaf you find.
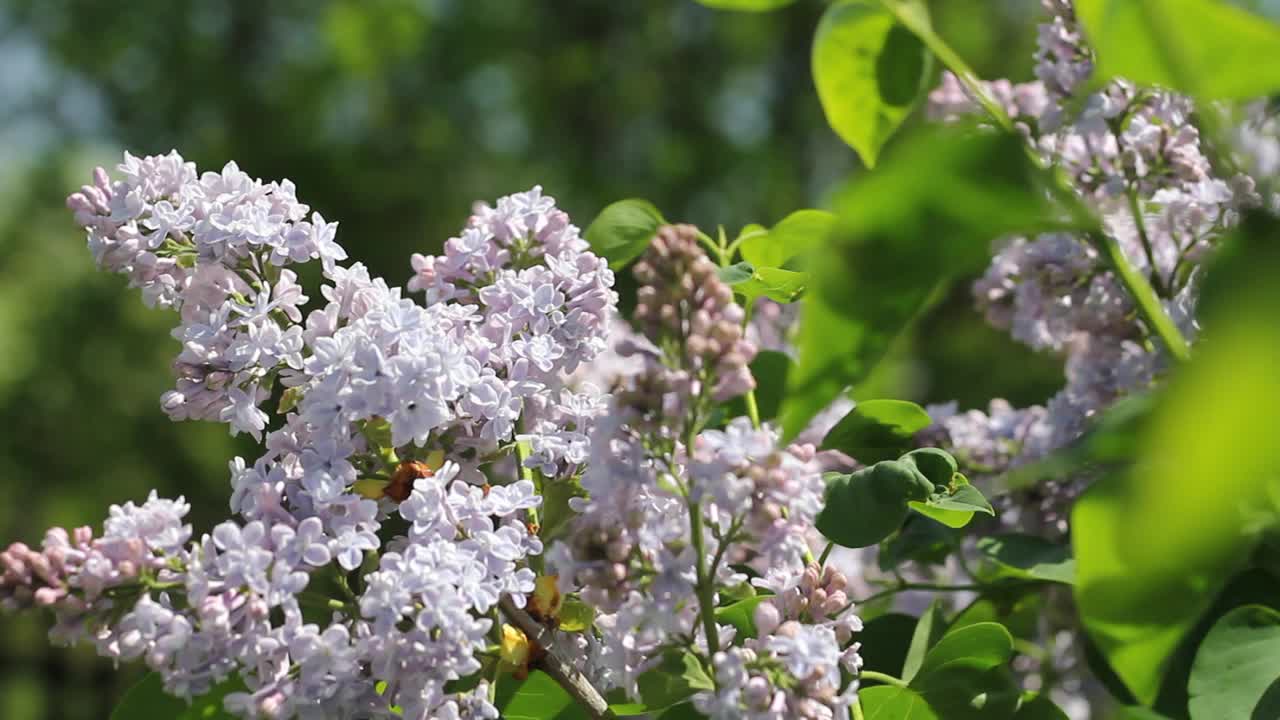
[1072,212,1280,705]
[636,650,715,712]
[731,266,809,304]
[907,501,972,529]
[912,622,1014,680]
[1013,695,1070,720]
[975,534,1075,585]
[584,199,665,270]
[779,128,1079,440]
[907,623,1020,720]
[951,587,1044,642]
[1072,478,1218,709]
[812,0,932,167]
[915,666,1022,720]
[539,476,587,544]
[496,671,588,720]
[898,447,957,486]
[859,685,939,720]
[559,599,596,633]
[714,595,771,639]
[739,209,836,270]
[111,673,245,720]
[902,600,948,682]
[1188,605,1280,720]
[1116,710,1176,720]
[1076,0,1280,100]
[858,613,919,677]
[741,351,791,422]
[716,261,756,285]
[695,0,797,11]
[878,515,960,571]
[908,475,994,529]
[820,399,932,464]
[816,462,930,548]
[654,704,709,719]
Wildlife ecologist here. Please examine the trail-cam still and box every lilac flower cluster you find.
[696,564,862,720]
[544,227,862,711]
[0,154,631,719]
[67,153,343,439]
[696,623,857,720]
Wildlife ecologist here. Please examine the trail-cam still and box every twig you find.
[499,595,617,720]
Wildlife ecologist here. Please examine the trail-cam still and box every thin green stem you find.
[515,439,540,528]
[818,541,835,568]
[1012,638,1051,663]
[1091,231,1191,362]
[884,6,1012,134]
[1126,185,1168,296]
[725,229,765,261]
[688,495,721,652]
[744,390,762,429]
[851,698,866,720]
[860,670,909,689]
[854,580,1029,608]
[733,246,762,431]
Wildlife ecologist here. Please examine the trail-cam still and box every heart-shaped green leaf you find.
[584,199,665,270]
[976,534,1075,585]
[812,0,932,167]
[908,475,993,528]
[816,462,927,548]
[859,685,939,720]
[821,399,933,464]
[739,209,836,270]
[1188,605,1280,720]
[912,622,1014,680]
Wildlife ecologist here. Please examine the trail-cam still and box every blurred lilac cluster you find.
[926,0,1265,475]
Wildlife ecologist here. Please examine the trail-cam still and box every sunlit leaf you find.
[821,399,933,464]
[739,209,836,270]
[859,685,939,720]
[585,199,665,270]
[1072,212,1280,705]
[1076,0,1280,100]
[812,0,933,167]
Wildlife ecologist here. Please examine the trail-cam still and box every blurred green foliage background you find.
[0,1,1057,716]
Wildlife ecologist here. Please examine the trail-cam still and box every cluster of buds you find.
[756,563,859,643]
[0,524,167,645]
[631,224,756,402]
[0,529,95,612]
